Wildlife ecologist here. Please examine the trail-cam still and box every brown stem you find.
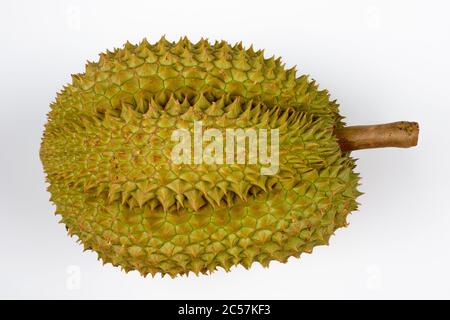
[335,121,419,152]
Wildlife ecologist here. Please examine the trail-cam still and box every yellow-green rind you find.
[40,37,360,277]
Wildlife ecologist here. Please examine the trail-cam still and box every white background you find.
[1,0,449,299]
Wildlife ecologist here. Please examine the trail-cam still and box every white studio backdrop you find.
[0,0,449,299]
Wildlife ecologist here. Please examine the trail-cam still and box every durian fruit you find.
[40,37,419,277]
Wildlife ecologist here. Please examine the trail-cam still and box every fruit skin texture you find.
[40,37,360,277]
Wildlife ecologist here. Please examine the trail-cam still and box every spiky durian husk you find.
[40,37,360,277]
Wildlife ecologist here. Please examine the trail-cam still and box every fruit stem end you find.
[335,121,419,152]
